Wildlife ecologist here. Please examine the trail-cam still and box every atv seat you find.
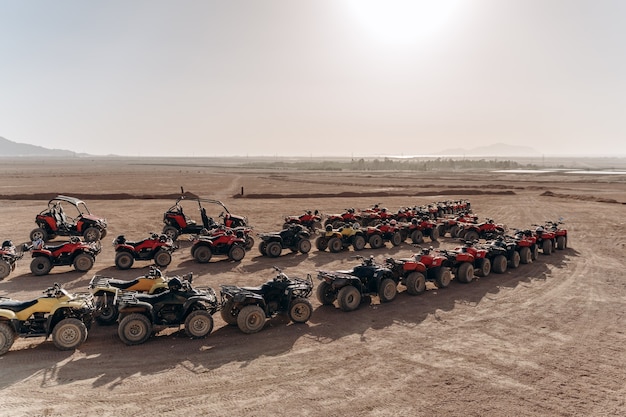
[106,278,142,290]
[133,291,173,303]
[41,243,67,252]
[0,299,38,312]
[241,286,265,294]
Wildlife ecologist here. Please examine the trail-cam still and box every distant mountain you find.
[0,136,78,157]
[436,142,540,157]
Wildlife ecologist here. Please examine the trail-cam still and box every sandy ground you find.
[0,158,625,417]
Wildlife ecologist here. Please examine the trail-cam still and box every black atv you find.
[116,273,219,345]
[220,266,314,334]
[316,256,398,312]
[480,237,522,274]
[258,224,311,258]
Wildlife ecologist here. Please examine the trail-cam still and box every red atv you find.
[364,222,403,249]
[439,241,490,283]
[113,233,177,270]
[0,240,24,280]
[545,220,568,250]
[190,230,247,263]
[197,224,255,251]
[324,208,362,229]
[509,229,539,263]
[162,194,249,240]
[458,218,506,241]
[30,195,107,242]
[533,225,556,255]
[387,247,453,292]
[436,212,478,238]
[28,236,101,276]
[394,207,417,224]
[283,210,322,232]
[400,217,440,244]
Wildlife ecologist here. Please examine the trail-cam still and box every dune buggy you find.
[28,236,101,276]
[220,266,313,334]
[30,195,107,242]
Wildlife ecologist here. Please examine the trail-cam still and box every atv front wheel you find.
[154,250,172,267]
[184,310,214,338]
[430,227,440,242]
[258,241,268,256]
[265,241,283,258]
[476,258,491,277]
[30,227,48,242]
[228,245,246,262]
[368,234,384,249]
[289,298,313,323]
[352,235,366,251]
[0,260,11,279]
[390,232,402,247]
[315,237,328,251]
[220,300,239,325]
[464,230,480,242]
[83,227,101,242]
[410,230,424,244]
[556,236,566,250]
[519,247,532,264]
[244,236,254,251]
[30,256,52,276]
[434,268,452,288]
[118,313,152,345]
[542,239,553,255]
[508,251,520,269]
[492,255,508,274]
[0,322,15,356]
[115,252,134,270]
[316,281,337,305]
[237,305,266,334]
[338,286,361,312]
[456,262,474,283]
[52,318,88,351]
[328,237,343,253]
[405,272,426,295]
[298,238,312,254]
[378,278,397,303]
[73,253,95,272]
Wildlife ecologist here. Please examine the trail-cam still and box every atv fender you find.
[0,309,18,321]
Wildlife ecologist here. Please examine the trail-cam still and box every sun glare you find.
[343,0,462,46]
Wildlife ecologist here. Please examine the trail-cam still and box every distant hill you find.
[436,142,540,157]
[0,136,78,157]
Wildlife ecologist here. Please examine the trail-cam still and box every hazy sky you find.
[1,0,624,157]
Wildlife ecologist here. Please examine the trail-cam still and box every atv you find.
[533,225,556,255]
[324,208,362,229]
[315,223,366,253]
[116,273,219,345]
[162,193,249,240]
[28,236,101,276]
[113,233,177,270]
[508,229,539,262]
[258,224,311,258]
[283,210,322,231]
[190,229,247,263]
[88,266,169,325]
[0,283,95,355]
[545,220,568,250]
[30,195,107,242]
[479,237,521,274]
[316,256,398,311]
[363,221,403,249]
[220,266,314,334]
[458,218,506,241]
[438,241,490,284]
[385,246,452,292]
[0,240,24,280]
[197,224,255,251]
[436,212,478,238]
[400,217,440,244]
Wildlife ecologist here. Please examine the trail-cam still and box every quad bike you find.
[197,224,255,251]
[533,225,556,255]
[509,229,539,262]
[436,212,478,238]
[190,229,247,263]
[359,204,393,226]
[385,246,452,292]
[316,256,398,311]
[88,266,168,325]
[400,217,440,244]
[324,208,362,229]
[458,218,506,241]
[545,220,568,250]
[479,237,521,274]
[283,210,322,231]
[363,221,402,249]
[258,224,311,258]
[315,223,366,253]
[116,273,219,345]
[30,195,107,242]
[0,240,24,280]
[0,283,95,355]
[220,266,314,334]
[162,193,249,240]
[113,233,177,270]
[438,241,490,284]
[28,236,101,276]
[394,207,417,224]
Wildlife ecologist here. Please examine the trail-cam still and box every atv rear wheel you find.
[220,300,239,325]
[430,227,440,242]
[410,230,424,244]
[30,227,48,242]
[244,236,254,251]
[556,236,566,250]
[0,322,15,356]
[154,250,172,267]
[298,238,312,254]
[184,310,214,338]
[316,281,337,305]
[492,255,508,274]
[476,258,491,277]
[456,262,474,283]
[315,237,328,251]
[289,298,313,323]
[368,234,384,249]
[237,305,266,334]
[338,286,361,312]
[531,244,539,261]
[52,318,88,351]
[95,300,119,325]
[328,237,343,253]
[391,232,402,246]
[258,241,268,256]
[434,268,452,288]
[436,224,446,239]
[115,252,134,270]
[464,230,480,242]
[352,235,366,251]
[450,225,460,238]
[193,245,213,263]
[379,278,397,303]
[73,253,95,272]
[405,272,426,295]
[162,226,179,241]
[83,227,101,242]
[0,260,11,279]
[228,245,246,261]
[519,247,532,264]
[508,251,520,269]
[266,241,283,258]
[542,239,553,255]
[30,256,52,276]
[118,313,152,345]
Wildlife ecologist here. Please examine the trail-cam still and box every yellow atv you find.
[88,266,168,325]
[0,283,95,356]
[315,223,366,253]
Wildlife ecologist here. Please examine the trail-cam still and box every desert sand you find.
[0,157,625,417]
